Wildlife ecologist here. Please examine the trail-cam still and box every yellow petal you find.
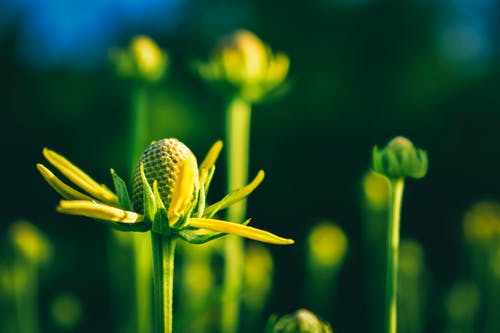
[189,218,294,245]
[43,148,119,206]
[37,164,95,201]
[168,154,199,224]
[57,200,143,223]
[200,140,223,172]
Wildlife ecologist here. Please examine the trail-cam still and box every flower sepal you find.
[138,163,171,236]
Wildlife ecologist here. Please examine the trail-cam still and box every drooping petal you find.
[43,148,119,206]
[204,170,265,218]
[57,200,144,223]
[37,164,95,201]
[168,154,199,225]
[189,218,294,245]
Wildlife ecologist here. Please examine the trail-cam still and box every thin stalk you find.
[133,232,153,333]
[384,178,405,333]
[222,97,252,333]
[131,84,150,169]
[151,233,176,333]
[124,83,153,333]
[14,259,39,333]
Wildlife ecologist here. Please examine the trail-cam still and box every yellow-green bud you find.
[110,35,168,82]
[132,138,199,216]
[268,309,333,333]
[372,136,428,180]
[196,29,289,102]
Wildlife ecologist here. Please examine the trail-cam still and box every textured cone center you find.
[132,138,196,213]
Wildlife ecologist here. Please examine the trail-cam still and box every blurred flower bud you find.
[444,280,480,328]
[307,221,347,269]
[463,200,500,245]
[372,136,428,180]
[50,292,83,330]
[195,30,289,102]
[8,220,52,265]
[110,35,168,82]
[362,171,390,211]
[244,243,274,309]
[267,309,333,333]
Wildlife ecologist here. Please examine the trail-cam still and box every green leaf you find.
[111,169,132,210]
[152,180,170,235]
[176,227,227,244]
[140,163,157,225]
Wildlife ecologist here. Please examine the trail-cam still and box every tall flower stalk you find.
[223,96,251,333]
[110,35,168,333]
[372,136,428,333]
[37,138,294,333]
[195,29,290,333]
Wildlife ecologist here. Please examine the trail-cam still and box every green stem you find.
[222,96,252,333]
[384,178,405,333]
[14,259,39,333]
[151,233,176,333]
[131,83,153,333]
[131,83,150,170]
[133,232,153,333]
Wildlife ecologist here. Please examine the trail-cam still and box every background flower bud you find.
[110,35,168,82]
[267,309,333,333]
[372,136,428,180]
[195,29,289,102]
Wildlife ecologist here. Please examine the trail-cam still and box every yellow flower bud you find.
[110,35,168,82]
[132,139,199,223]
[196,30,289,102]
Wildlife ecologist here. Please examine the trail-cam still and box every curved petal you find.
[189,218,294,245]
[57,200,144,223]
[37,164,95,201]
[43,148,119,206]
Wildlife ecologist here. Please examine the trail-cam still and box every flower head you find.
[110,35,168,82]
[266,309,333,333]
[372,136,428,180]
[37,139,294,245]
[195,30,290,103]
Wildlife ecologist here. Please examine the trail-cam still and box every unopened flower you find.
[37,138,294,245]
[110,35,168,82]
[195,30,289,102]
[266,309,333,333]
[372,136,428,180]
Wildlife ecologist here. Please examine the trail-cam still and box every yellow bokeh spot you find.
[51,293,83,330]
[9,220,52,265]
[183,261,214,294]
[399,239,424,276]
[132,36,161,69]
[362,171,390,210]
[307,221,348,268]
[463,201,500,244]
[245,243,273,289]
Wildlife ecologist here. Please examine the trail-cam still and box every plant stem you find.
[131,83,150,170]
[134,232,153,333]
[14,259,39,333]
[131,83,153,333]
[384,178,405,333]
[151,233,176,333]
[222,96,252,333]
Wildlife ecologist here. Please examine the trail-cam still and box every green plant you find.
[372,136,428,333]
[37,138,293,333]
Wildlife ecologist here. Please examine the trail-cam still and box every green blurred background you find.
[2,0,500,332]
